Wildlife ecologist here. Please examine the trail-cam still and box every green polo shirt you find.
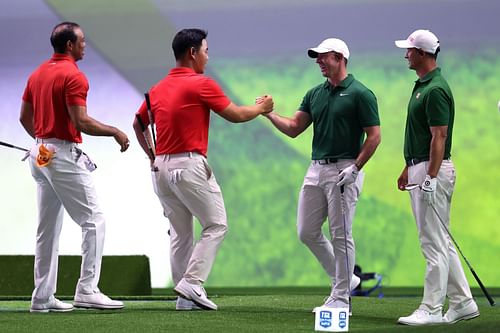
[299,74,380,160]
[404,67,454,162]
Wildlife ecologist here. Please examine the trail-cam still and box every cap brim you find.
[308,48,322,58]
[395,40,413,49]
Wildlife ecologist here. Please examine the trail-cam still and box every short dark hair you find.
[172,28,208,60]
[50,22,80,53]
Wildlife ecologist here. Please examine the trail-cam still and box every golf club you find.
[405,183,496,306]
[144,92,156,149]
[0,140,29,152]
[339,184,353,310]
[135,114,156,162]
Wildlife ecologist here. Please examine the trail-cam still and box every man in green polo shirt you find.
[395,29,479,326]
[263,38,381,314]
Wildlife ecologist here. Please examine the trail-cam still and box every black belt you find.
[313,158,338,165]
[406,158,429,166]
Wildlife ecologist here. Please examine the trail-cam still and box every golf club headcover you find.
[337,164,359,187]
[421,175,437,205]
[36,144,55,167]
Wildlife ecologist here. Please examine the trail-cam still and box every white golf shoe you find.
[174,278,217,310]
[443,301,480,324]
[30,297,74,313]
[176,296,202,311]
[398,309,443,326]
[74,291,124,310]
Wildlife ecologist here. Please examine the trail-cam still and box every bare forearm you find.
[264,112,303,138]
[231,104,264,123]
[76,116,119,137]
[355,134,381,169]
[428,135,446,177]
[133,120,155,161]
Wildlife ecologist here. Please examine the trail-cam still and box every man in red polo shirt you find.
[20,22,129,313]
[133,28,273,311]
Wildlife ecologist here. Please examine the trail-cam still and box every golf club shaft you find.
[144,93,156,149]
[429,203,496,306]
[0,140,29,152]
[339,184,352,296]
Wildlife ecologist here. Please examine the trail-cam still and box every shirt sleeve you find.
[425,88,450,126]
[357,89,380,127]
[199,77,231,113]
[65,72,89,107]
[298,90,312,114]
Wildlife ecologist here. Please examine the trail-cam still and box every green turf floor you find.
[0,293,498,333]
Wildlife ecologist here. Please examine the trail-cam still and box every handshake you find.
[255,95,274,115]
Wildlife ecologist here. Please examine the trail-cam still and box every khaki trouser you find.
[152,153,227,285]
[408,160,474,313]
[29,139,105,305]
[297,160,364,304]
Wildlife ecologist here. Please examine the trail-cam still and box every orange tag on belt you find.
[36,144,55,167]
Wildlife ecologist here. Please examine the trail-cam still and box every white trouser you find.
[152,153,227,285]
[297,160,364,304]
[408,160,473,313]
[29,140,105,305]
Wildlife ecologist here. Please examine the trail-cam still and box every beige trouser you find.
[297,160,364,304]
[408,160,474,313]
[152,153,227,286]
[29,139,105,305]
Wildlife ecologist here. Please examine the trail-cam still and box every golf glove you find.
[421,175,437,205]
[169,169,183,184]
[337,164,359,187]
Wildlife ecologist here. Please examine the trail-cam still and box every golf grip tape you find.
[135,114,155,160]
[144,92,156,148]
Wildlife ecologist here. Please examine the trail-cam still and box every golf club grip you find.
[135,114,155,160]
[470,268,496,306]
[144,92,156,148]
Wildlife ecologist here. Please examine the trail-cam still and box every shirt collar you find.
[50,53,77,65]
[416,67,441,84]
[322,74,354,90]
[169,67,197,75]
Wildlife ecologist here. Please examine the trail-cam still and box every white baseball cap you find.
[308,38,350,60]
[395,29,440,54]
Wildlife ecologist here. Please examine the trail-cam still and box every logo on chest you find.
[415,92,421,99]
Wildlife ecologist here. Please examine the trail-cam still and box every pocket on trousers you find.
[202,159,221,193]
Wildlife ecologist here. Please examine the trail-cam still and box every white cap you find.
[308,38,350,60]
[395,29,440,54]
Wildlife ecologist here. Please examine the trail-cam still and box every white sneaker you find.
[443,301,480,324]
[74,291,124,310]
[398,309,443,326]
[176,296,202,311]
[174,278,217,310]
[30,297,74,313]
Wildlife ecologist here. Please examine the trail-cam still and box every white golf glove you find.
[169,169,183,184]
[421,175,437,205]
[337,164,359,187]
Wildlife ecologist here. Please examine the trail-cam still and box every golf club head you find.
[404,183,420,191]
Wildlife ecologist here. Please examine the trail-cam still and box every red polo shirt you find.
[136,67,231,157]
[22,53,88,143]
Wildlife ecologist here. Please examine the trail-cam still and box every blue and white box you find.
[314,306,349,332]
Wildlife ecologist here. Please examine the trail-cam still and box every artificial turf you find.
[0,289,498,333]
